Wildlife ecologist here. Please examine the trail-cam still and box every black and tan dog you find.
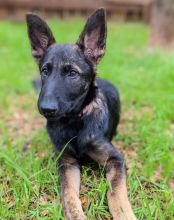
[26,8,137,220]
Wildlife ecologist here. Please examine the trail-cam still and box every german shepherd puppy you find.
[26,9,137,220]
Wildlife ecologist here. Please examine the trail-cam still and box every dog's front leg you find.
[58,154,86,220]
[87,139,137,220]
[106,156,137,220]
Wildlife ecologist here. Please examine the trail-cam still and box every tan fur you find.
[87,144,109,165]
[60,165,86,220]
[82,89,106,116]
[64,62,82,74]
[107,168,137,220]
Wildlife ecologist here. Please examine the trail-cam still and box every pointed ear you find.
[26,13,55,64]
[77,8,107,64]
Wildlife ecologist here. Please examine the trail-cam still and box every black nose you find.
[39,101,58,117]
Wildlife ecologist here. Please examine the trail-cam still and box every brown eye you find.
[41,63,52,78]
[41,67,49,78]
[68,70,78,77]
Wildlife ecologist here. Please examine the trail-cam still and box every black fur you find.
[26,9,134,220]
[26,9,121,156]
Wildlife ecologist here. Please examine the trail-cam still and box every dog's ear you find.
[77,8,107,64]
[26,13,55,64]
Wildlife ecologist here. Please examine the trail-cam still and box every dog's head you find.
[26,9,107,119]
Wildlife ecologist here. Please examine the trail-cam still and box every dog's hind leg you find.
[58,154,86,220]
[87,139,137,220]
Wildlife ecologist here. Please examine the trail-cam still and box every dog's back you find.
[97,78,120,139]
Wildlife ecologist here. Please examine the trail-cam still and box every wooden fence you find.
[0,0,153,22]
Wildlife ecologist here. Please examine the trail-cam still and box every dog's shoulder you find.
[96,78,119,102]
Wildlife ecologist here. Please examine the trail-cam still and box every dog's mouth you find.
[41,111,80,120]
[41,112,62,120]
[38,90,90,120]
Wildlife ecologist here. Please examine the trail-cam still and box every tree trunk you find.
[149,0,174,48]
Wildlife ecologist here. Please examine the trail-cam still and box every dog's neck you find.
[79,80,98,117]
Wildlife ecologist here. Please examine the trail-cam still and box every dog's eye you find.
[68,70,78,78]
[41,67,49,77]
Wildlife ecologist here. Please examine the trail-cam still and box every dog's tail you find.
[32,77,41,92]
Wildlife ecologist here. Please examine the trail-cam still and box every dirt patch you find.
[0,94,45,142]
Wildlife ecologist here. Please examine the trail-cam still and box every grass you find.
[0,18,174,219]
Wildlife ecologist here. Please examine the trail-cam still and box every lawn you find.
[0,18,174,220]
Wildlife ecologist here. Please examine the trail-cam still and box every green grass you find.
[0,18,174,219]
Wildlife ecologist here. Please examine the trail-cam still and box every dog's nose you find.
[39,101,58,117]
